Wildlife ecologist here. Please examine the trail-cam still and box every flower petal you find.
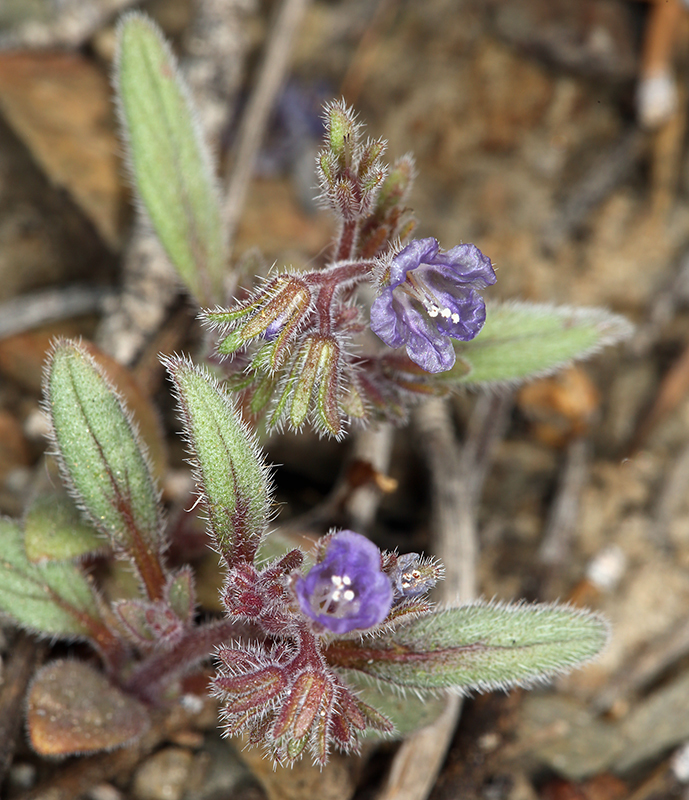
[371,238,495,373]
[295,531,393,633]
[387,237,439,286]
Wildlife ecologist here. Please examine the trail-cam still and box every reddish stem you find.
[336,219,358,261]
[124,618,252,703]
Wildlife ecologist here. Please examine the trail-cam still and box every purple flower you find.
[370,237,496,373]
[295,531,393,633]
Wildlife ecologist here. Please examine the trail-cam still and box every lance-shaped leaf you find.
[0,517,105,639]
[116,12,227,306]
[27,660,150,756]
[325,600,608,693]
[438,302,633,387]
[45,340,166,600]
[163,356,271,565]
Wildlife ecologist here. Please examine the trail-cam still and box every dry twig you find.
[0,285,115,340]
[223,0,312,248]
[594,608,689,715]
[540,130,645,254]
[538,436,590,599]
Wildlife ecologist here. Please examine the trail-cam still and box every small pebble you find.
[8,762,37,790]
[85,783,123,800]
[132,747,194,800]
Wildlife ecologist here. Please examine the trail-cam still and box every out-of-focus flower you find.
[371,237,496,373]
[295,531,393,633]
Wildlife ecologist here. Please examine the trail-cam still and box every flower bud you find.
[213,659,287,713]
[210,276,313,369]
[324,100,361,171]
[273,669,331,740]
[269,335,342,436]
[375,153,415,217]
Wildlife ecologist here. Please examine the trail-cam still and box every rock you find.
[132,747,194,800]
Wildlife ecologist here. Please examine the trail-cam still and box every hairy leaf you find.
[443,302,633,387]
[325,601,609,693]
[116,12,227,306]
[27,660,150,756]
[163,356,271,565]
[0,517,104,638]
[344,671,446,737]
[24,490,105,563]
[45,340,166,599]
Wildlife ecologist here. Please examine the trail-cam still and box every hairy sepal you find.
[115,12,227,306]
[163,355,271,566]
[324,600,609,693]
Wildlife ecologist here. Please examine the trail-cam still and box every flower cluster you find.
[204,101,495,436]
[212,529,441,764]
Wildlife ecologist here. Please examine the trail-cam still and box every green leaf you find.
[0,517,104,638]
[45,340,166,599]
[442,302,633,387]
[24,490,105,563]
[163,356,271,565]
[344,671,446,738]
[116,12,227,306]
[326,600,609,693]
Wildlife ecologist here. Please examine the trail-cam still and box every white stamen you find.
[427,305,439,318]
[440,307,451,319]
[451,313,460,324]
[343,590,355,601]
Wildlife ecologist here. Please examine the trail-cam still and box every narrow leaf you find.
[25,490,105,563]
[163,356,271,565]
[441,302,633,387]
[326,600,609,693]
[0,517,104,639]
[45,340,166,599]
[27,660,150,756]
[116,12,227,306]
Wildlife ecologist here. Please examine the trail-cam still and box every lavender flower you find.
[295,531,393,633]
[371,237,496,373]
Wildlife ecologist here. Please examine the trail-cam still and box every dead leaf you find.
[0,52,126,249]
[27,660,150,756]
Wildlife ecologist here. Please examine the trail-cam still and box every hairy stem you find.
[124,618,250,703]
[335,219,358,261]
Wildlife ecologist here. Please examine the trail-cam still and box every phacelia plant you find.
[0,12,631,768]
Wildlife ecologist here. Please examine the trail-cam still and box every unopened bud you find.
[242,277,311,340]
[325,101,360,171]
[214,655,287,713]
[213,276,312,369]
[376,154,415,216]
[273,670,329,739]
